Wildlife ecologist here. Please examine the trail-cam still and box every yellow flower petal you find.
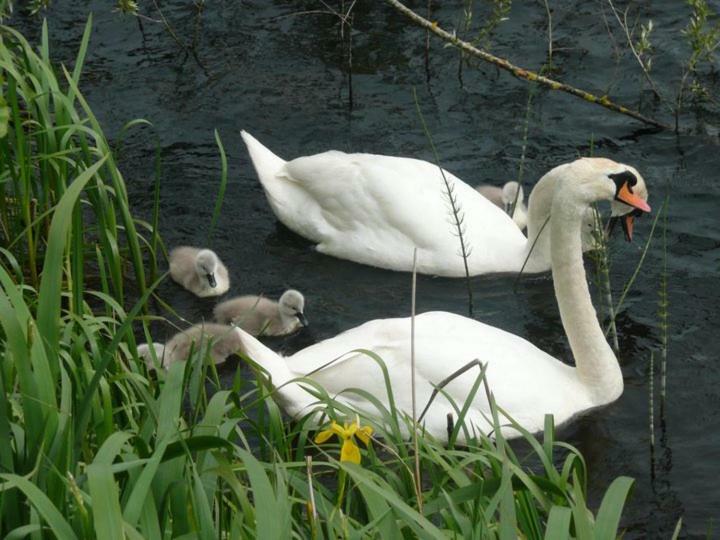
[340,439,361,464]
[355,425,373,446]
[314,428,336,444]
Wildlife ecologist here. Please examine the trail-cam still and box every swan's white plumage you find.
[476,181,528,230]
[242,132,647,276]
[233,157,650,441]
[243,131,526,276]
[291,313,587,434]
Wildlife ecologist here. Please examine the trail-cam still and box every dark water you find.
[15,1,720,536]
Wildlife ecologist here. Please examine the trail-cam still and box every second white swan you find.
[242,131,648,276]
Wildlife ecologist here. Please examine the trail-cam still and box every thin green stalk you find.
[410,248,422,513]
[592,206,619,354]
[605,202,662,336]
[412,87,473,316]
[659,198,669,419]
[649,351,655,481]
[207,129,228,244]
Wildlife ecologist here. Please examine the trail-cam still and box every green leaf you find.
[0,94,9,138]
[87,464,124,540]
[123,438,170,526]
[161,435,234,462]
[0,474,78,540]
[544,506,571,540]
[36,155,108,379]
[342,463,446,540]
[207,129,228,243]
[570,470,594,539]
[234,447,285,539]
[594,476,634,540]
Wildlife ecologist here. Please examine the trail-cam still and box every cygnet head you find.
[501,181,524,207]
[195,249,219,288]
[559,158,651,242]
[279,289,308,327]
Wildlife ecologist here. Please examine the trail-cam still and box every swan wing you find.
[276,152,527,275]
[289,312,586,436]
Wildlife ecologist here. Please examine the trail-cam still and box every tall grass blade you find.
[594,476,634,540]
[87,463,124,540]
[0,474,79,540]
[207,129,228,243]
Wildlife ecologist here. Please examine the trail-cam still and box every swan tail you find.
[234,327,319,417]
[241,130,287,186]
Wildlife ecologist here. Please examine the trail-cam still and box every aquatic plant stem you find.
[592,208,619,354]
[412,87,474,316]
[305,455,318,536]
[410,248,422,513]
[384,0,671,130]
[424,0,431,82]
[542,0,553,64]
[606,0,665,103]
[659,198,669,420]
[649,351,655,481]
[605,203,662,336]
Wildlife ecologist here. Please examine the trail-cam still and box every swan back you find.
[242,131,528,276]
[214,290,307,336]
[475,184,504,207]
[164,323,241,368]
[138,342,166,370]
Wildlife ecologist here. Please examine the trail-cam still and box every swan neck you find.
[550,194,623,404]
[521,176,558,272]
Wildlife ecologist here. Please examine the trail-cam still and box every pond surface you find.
[16,1,720,536]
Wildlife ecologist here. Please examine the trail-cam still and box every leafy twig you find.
[412,88,474,316]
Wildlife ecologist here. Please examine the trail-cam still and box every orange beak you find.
[616,182,651,213]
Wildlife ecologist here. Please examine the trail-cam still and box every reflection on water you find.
[12,0,720,536]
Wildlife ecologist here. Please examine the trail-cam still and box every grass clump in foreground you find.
[0,18,637,539]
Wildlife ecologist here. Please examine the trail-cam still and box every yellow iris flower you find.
[314,419,373,464]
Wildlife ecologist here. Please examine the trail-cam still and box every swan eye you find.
[608,171,637,192]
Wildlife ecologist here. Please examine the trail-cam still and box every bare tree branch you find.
[383,0,671,130]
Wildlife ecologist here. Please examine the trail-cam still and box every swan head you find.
[279,289,308,327]
[607,166,650,242]
[195,249,219,288]
[560,158,651,243]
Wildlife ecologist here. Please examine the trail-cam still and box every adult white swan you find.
[231,158,651,441]
[241,131,648,276]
